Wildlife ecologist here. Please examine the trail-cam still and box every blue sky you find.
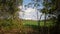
[23,0,31,5]
[19,0,46,20]
[23,0,43,9]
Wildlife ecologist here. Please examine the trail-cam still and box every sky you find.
[23,0,31,5]
[19,0,46,20]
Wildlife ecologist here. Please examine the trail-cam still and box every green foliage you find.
[0,0,23,16]
[0,19,13,30]
[0,0,23,31]
[22,20,55,27]
[0,18,23,31]
[0,19,13,27]
[41,0,57,14]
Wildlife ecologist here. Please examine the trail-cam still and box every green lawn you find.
[22,20,55,27]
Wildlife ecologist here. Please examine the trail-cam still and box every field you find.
[22,20,55,27]
[22,20,55,34]
[0,19,55,34]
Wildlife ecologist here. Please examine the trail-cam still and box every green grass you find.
[22,20,55,27]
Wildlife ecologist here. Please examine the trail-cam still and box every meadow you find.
[22,20,56,34]
[22,20,55,27]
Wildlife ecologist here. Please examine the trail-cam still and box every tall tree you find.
[42,0,60,34]
[0,0,23,33]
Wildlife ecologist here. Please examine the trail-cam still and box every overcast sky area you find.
[19,0,47,20]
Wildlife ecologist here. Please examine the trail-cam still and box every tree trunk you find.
[55,15,60,34]
[38,14,43,34]
[43,13,47,34]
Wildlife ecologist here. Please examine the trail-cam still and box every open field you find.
[22,20,55,27]
[22,20,56,34]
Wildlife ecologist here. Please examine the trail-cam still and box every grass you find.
[22,20,55,27]
[22,20,56,34]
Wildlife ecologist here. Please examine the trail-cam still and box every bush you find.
[0,18,23,31]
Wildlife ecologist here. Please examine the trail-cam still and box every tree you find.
[42,0,60,34]
[0,0,23,33]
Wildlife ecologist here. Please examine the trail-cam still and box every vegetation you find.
[0,0,23,34]
[23,0,60,34]
[22,20,55,27]
[0,0,60,34]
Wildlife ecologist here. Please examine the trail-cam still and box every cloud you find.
[18,6,22,9]
[19,7,45,20]
[24,8,36,12]
[22,7,36,14]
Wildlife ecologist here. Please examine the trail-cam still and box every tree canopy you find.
[0,0,23,19]
[0,0,23,32]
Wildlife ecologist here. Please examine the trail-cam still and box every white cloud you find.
[23,8,36,14]
[24,8,36,13]
[19,7,45,20]
[18,6,23,9]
